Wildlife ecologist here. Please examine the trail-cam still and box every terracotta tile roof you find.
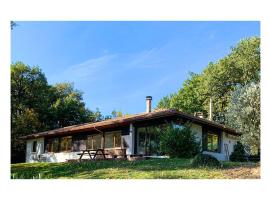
[21,109,239,139]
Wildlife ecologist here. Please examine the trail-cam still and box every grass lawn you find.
[11,158,260,179]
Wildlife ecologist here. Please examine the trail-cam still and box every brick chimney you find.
[146,96,152,113]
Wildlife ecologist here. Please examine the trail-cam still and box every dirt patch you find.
[223,166,260,179]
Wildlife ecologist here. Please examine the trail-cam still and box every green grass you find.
[11,158,260,179]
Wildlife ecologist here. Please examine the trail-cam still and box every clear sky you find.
[11,21,260,116]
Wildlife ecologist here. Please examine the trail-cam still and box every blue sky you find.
[11,21,260,116]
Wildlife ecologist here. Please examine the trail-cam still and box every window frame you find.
[45,138,59,153]
[135,124,164,156]
[202,127,221,153]
[59,136,72,152]
[104,131,122,149]
[87,134,102,150]
[207,132,219,152]
[72,135,87,152]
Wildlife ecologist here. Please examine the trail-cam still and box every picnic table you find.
[78,148,107,161]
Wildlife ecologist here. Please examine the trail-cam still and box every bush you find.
[159,124,200,158]
[191,153,221,168]
[229,142,247,162]
[248,155,260,162]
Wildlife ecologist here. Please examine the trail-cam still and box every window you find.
[105,131,121,148]
[137,127,147,155]
[136,125,162,156]
[59,136,72,152]
[172,123,184,130]
[72,135,87,151]
[45,138,59,152]
[207,133,219,152]
[87,136,92,149]
[32,141,37,152]
[87,134,102,149]
[114,133,121,147]
[105,133,114,148]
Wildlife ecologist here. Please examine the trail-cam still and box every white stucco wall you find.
[189,123,235,161]
[26,138,44,163]
[188,123,239,161]
[122,123,134,155]
[26,138,81,163]
[26,138,94,162]
[41,152,81,162]
[202,151,226,161]
[222,132,238,158]
[190,123,202,144]
[203,131,239,161]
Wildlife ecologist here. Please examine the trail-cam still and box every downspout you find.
[93,126,103,134]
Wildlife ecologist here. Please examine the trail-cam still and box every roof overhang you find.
[21,109,240,140]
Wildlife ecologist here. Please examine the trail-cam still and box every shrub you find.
[159,124,200,158]
[248,155,260,162]
[229,142,247,162]
[191,153,221,168]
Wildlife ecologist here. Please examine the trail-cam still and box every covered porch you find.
[25,124,136,163]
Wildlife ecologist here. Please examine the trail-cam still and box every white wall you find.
[122,123,134,155]
[222,132,238,158]
[25,137,92,163]
[202,151,226,161]
[190,123,202,144]
[28,151,87,163]
[41,152,81,162]
[189,123,233,161]
[203,132,239,161]
[26,138,44,163]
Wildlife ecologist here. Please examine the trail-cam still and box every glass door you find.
[137,126,160,156]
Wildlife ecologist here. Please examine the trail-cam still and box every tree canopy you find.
[226,82,260,154]
[157,36,260,154]
[49,83,96,128]
[11,62,97,163]
[157,37,260,124]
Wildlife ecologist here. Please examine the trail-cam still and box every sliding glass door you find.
[136,126,161,156]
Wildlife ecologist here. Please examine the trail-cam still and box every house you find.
[22,96,240,162]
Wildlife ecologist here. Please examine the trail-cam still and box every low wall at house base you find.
[27,152,82,163]
[202,151,227,161]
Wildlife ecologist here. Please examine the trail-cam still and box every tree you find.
[229,142,247,162]
[202,37,260,123]
[11,62,51,130]
[226,82,260,154]
[111,109,123,118]
[157,95,172,109]
[157,37,260,124]
[93,108,103,122]
[11,62,97,163]
[11,108,42,162]
[157,72,207,115]
[50,83,95,128]
[11,62,51,162]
